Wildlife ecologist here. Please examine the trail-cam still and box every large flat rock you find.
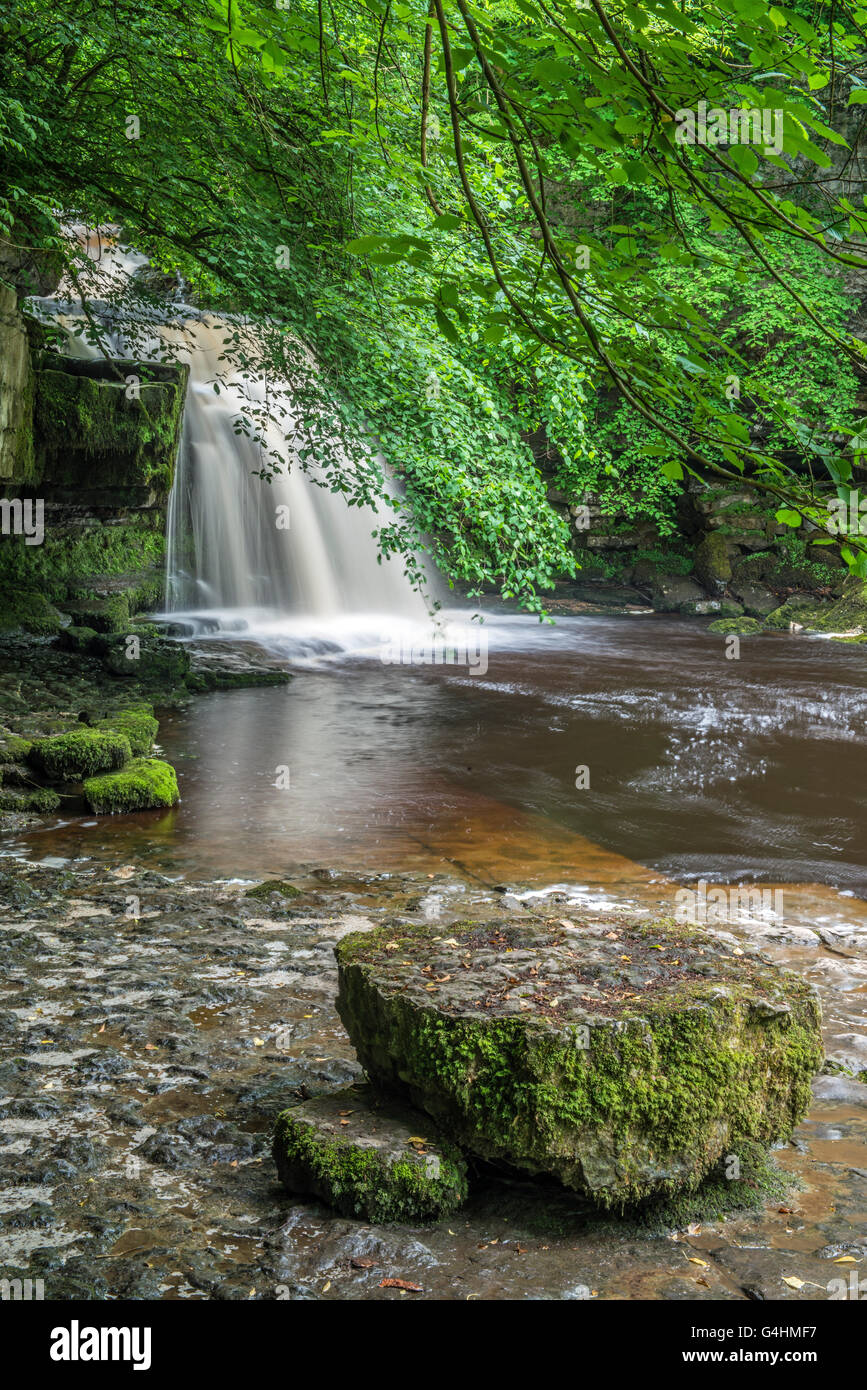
[336,917,823,1208]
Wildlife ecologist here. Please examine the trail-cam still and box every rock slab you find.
[273,1084,468,1223]
[336,918,823,1208]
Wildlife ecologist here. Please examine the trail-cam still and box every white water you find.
[35,231,445,660]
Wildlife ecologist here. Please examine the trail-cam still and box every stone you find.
[101,633,191,685]
[336,918,823,1209]
[57,625,100,653]
[83,757,179,814]
[28,728,132,781]
[0,589,63,637]
[693,533,732,593]
[682,598,742,617]
[273,1084,468,1223]
[730,581,778,618]
[644,574,705,612]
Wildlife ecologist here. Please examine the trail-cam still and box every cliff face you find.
[0,281,36,485]
[0,279,187,633]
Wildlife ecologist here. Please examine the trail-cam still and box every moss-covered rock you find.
[244,879,302,901]
[33,354,188,506]
[101,633,191,684]
[96,704,158,756]
[57,624,100,653]
[28,728,131,780]
[693,533,732,594]
[64,594,130,635]
[83,757,179,814]
[708,616,764,635]
[273,1084,468,1223]
[336,918,823,1210]
[0,785,61,814]
[0,589,63,636]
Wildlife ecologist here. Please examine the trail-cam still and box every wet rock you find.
[336,918,824,1208]
[273,1084,468,1223]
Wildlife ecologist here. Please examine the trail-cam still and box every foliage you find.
[2,0,867,604]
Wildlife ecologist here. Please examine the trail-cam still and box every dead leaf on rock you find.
[380,1279,422,1292]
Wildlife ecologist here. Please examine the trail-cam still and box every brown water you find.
[8,614,867,900]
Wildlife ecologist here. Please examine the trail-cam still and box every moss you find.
[336,919,823,1210]
[0,786,61,814]
[33,356,187,502]
[0,519,165,604]
[273,1103,468,1223]
[693,533,731,591]
[28,728,131,781]
[83,757,179,814]
[96,704,158,756]
[0,734,32,761]
[194,669,292,691]
[0,589,63,636]
[57,625,100,653]
[245,879,302,901]
[708,616,764,635]
[101,633,191,684]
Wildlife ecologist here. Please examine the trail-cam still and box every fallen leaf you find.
[351,1257,376,1270]
[696,1277,710,1288]
[833,1256,857,1264]
[782,1276,805,1289]
[380,1279,422,1292]
[97,1022,106,1034]
[253,1038,264,1047]
[688,1258,708,1267]
[322,1281,331,1293]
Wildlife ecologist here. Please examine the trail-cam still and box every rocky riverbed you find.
[1,858,865,1301]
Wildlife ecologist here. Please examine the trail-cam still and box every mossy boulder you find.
[694,533,732,594]
[244,879,302,902]
[0,786,60,814]
[708,616,764,636]
[64,594,130,634]
[96,704,158,756]
[273,1084,468,1223]
[57,624,100,653]
[0,589,63,636]
[28,728,131,781]
[83,757,179,814]
[336,918,823,1210]
[101,633,191,684]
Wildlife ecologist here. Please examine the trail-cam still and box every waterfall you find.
[34,230,438,659]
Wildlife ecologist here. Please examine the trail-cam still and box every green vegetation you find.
[83,757,179,813]
[3,0,867,606]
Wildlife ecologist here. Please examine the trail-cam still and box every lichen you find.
[83,757,179,814]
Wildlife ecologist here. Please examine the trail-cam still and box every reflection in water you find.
[8,614,867,902]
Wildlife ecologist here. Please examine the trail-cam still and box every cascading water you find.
[34,231,442,661]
